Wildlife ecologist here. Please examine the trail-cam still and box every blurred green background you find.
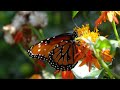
[0,11,119,79]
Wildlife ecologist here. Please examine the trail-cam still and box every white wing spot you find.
[61,40,63,42]
[53,36,55,38]
[38,45,41,48]
[44,49,46,51]
[56,44,59,47]
[38,49,41,52]
[45,41,47,44]
[65,41,68,43]
[38,43,41,46]
[47,38,50,40]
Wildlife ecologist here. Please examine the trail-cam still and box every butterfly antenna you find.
[72,18,79,28]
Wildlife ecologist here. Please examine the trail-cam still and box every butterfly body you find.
[28,33,78,71]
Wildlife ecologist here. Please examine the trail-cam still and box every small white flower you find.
[12,14,26,30]
[18,11,32,16]
[4,32,15,45]
[29,11,48,28]
[42,70,55,79]
[3,24,16,34]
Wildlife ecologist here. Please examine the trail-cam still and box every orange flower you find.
[29,74,42,79]
[74,43,87,63]
[74,43,113,72]
[101,49,113,62]
[75,44,100,72]
[54,70,74,79]
[95,11,120,27]
[95,11,108,27]
[79,50,100,72]
[62,70,74,79]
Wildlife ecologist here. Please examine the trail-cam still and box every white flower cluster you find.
[2,11,48,44]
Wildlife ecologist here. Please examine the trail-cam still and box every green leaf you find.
[98,69,111,79]
[94,36,119,56]
[19,63,33,76]
[72,11,79,18]
[94,36,112,51]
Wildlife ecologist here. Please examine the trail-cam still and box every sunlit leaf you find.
[94,36,112,51]
[72,11,79,18]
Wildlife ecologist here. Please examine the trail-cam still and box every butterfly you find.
[27,31,78,71]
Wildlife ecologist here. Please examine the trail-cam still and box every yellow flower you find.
[74,24,99,43]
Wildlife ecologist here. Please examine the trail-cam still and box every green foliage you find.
[19,63,33,76]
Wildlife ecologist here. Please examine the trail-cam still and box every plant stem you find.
[18,43,35,64]
[111,21,120,41]
[95,50,120,79]
[39,29,45,40]
[96,52,113,78]
[29,25,42,41]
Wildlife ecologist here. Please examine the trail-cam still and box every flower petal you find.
[29,74,42,79]
[93,58,100,69]
[14,31,23,43]
[95,11,107,27]
[69,71,75,79]
[62,71,74,79]
[37,60,46,68]
[101,50,113,62]
[79,58,87,67]
[115,11,120,16]
[88,62,92,72]
[113,16,119,24]
[62,71,69,79]
[102,53,112,62]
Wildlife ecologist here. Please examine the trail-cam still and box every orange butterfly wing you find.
[28,33,78,71]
